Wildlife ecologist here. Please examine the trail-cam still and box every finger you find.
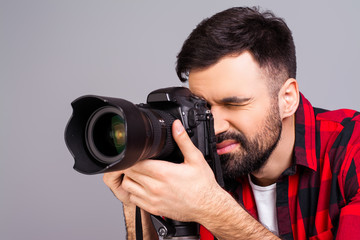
[172,119,203,164]
[126,158,176,180]
[103,172,134,204]
[121,174,147,199]
[124,162,171,196]
[122,174,169,214]
[126,193,161,217]
[103,171,124,189]
[103,171,152,206]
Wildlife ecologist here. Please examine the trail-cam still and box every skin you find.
[103,51,300,239]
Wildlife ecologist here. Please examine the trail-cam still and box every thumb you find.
[172,119,204,164]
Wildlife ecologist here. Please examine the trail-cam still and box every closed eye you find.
[220,96,252,107]
[224,103,246,107]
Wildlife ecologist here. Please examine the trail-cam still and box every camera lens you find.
[92,113,126,156]
[109,115,126,153]
[65,92,182,174]
[86,107,127,163]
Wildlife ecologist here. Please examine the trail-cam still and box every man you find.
[103,7,360,239]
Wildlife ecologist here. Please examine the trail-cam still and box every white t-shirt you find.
[248,175,279,236]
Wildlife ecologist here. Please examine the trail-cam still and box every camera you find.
[65,87,223,178]
[64,87,224,238]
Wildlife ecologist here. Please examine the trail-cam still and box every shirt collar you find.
[293,92,317,172]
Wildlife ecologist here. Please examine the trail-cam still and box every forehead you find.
[188,52,268,102]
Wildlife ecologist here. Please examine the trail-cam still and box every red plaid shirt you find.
[200,93,360,239]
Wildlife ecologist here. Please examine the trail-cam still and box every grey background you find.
[1,0,359,239]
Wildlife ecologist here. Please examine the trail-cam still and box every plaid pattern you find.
[200,93,360,239]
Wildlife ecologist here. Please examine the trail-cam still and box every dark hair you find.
[176,7,296,94]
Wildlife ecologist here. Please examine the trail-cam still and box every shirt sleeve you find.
[336,136,360,239]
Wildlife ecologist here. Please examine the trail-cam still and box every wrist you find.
[195,186,279,240]
[196,185,236,227]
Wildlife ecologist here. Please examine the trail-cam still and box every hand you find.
[103,121,280,240]
[104,119,222,223]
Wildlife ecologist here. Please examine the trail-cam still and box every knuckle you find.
[121,179,130,192]
[148,182,163,196]
[184,148,203,162]
[103,172,124,187]
[128,194,136,205]
[193,148,203,158]
[103,174,111,186]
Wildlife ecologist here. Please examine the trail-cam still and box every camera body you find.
[141,87,212,162]
[65,87,219,175]
[65,87,224,238]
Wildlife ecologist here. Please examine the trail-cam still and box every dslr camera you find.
[65,87,223,180]
[64,87,224,239]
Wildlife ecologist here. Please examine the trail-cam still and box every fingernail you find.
[174,120,184,135]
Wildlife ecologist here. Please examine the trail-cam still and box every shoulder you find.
[315,108,360,126]
[314,108,360,202]
[314,108,360,149]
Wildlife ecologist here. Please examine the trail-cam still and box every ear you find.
[278,78,299,120]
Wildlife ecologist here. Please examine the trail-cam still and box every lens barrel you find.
[64,95,176,174]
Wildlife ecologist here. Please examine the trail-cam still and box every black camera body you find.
[65,87,223,179]
[65,87,224,238]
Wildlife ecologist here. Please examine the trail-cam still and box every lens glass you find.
[92,112,126,157]
[110,115,126,153]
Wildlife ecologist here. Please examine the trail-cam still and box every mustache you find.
[216,131,248,149]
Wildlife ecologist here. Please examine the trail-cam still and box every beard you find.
[217,102,282,180]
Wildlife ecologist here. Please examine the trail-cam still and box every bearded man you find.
[104,7,360,239]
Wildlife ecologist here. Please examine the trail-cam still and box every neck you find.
[251,115,295,186]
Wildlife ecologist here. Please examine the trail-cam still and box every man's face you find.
[188,52,282,179]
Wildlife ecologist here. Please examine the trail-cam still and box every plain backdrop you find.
[1,0,359,239]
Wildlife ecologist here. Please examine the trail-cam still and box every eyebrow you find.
[220,96,252,104]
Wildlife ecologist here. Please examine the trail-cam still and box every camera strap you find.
[135,206,143,240]
[206,113,224,188]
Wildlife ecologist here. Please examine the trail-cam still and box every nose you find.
[211,107,229,136]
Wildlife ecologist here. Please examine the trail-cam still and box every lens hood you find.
[65,95,150,174]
